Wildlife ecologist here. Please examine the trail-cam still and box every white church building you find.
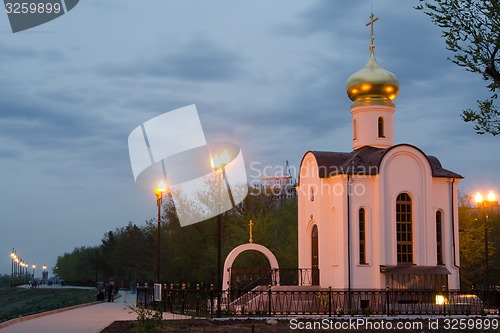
[297,17,462,291]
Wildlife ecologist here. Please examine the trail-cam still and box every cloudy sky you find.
[0,0,498,276]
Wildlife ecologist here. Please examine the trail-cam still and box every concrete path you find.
[0,290,188,333]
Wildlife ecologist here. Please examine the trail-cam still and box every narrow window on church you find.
[353,119,358,141]
[378,117,385,138]
[436,211,443,265]
[359,208,366,264]
[310,187,314,201]
[396,193,413,264]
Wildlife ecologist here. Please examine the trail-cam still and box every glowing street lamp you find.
[20,261,24,282]
[32,264,36,280]
[211,149,230,318]
[475,190,497,290]
[10,249,16,287]
[155,181,166,283]
[14,257,19,283]
[19,259,23,281]
[211,150,231,170]
[23,262,28,282]
[42,265,47,284]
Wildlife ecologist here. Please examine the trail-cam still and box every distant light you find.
[211,154,220,170]
[220,150,231,165]
[487,190,496,202]
[211,150,231,170]
[157,181,166,193]
[435,295,446,305]
[475,192,483,203]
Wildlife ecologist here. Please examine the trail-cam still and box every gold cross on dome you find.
[365,12,379,50]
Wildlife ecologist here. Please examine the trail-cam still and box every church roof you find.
[306,144,463,179]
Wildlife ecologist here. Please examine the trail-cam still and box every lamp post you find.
[42,265,47,284]
[23,262,27,282]
[211,150,230,317]
[10,250,16,287]
[32,264,36,281]
[19,259,23,283]
[14,257,19,284]
[20,261,24,283]
[155,181,166,283]
[475,190,497,290]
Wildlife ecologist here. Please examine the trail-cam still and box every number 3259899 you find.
[5,2,62,14]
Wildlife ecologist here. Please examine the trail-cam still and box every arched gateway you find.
[222,243,280,291]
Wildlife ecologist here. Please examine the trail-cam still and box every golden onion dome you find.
[346,51,399,103]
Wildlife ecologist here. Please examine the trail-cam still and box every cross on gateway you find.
[249,219,253,244]
[365,12,379,50]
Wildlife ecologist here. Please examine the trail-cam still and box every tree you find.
[458,192,498,290]
[110,222,152,286]
[416,0,500,135]
[489,208,500,287]
[458,193,485,289]
[54,246,102,285]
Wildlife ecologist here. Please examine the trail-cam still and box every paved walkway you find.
[0,290,188,333]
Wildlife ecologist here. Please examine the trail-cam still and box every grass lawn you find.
[0,287,96,322]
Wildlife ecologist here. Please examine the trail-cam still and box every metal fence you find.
[136,284,500,317]
[228,268,316,289]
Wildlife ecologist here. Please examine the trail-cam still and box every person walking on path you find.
[107,282,114,302]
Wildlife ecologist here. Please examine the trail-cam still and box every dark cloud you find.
[0,43,66,66]
[98,36,245,82]
[289,1,365,37]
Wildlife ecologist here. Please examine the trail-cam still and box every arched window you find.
[436,211,443,265]
[359,208,366,264]
[396,193,413,264]
[353,119,358,141]
[378,117,385,138]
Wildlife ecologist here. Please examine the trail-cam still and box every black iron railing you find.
[136,284,500,317]
[227,268,317,288]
